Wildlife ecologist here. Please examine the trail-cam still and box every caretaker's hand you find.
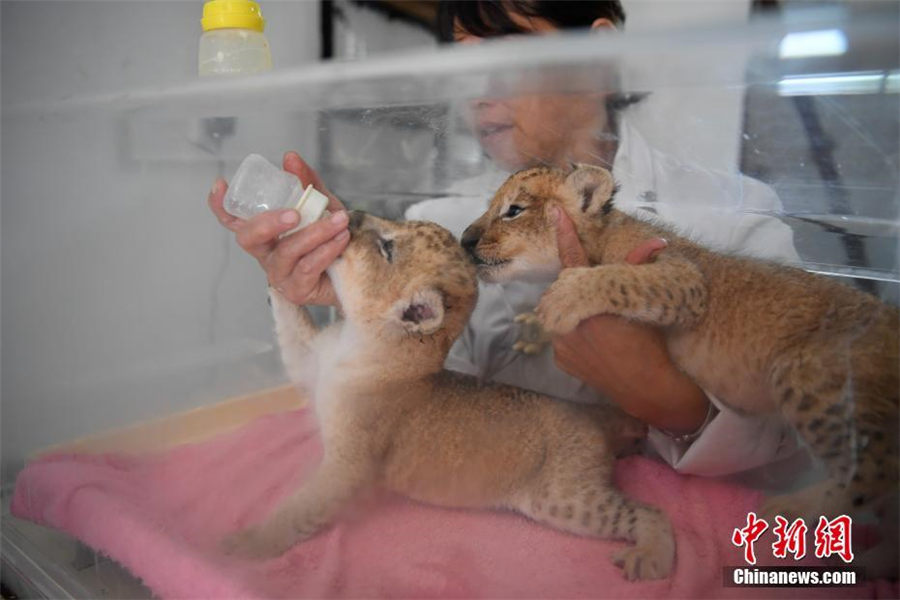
[208,152,349,307]
[551,208,710,436]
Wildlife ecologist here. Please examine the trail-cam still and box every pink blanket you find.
[12,408,891,599]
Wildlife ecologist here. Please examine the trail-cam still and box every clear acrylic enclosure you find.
[2,1,897,596]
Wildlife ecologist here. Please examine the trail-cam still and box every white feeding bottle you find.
[224,154,330,229]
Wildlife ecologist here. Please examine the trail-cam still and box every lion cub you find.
[461,164,899,525]
[224,211,673,580]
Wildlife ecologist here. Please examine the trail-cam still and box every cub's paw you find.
[221,525,295,560]
[612,542,674,581]
[535,270,594,335]
[513,312,551,355]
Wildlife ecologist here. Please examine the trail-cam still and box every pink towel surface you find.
[11,408,894,599]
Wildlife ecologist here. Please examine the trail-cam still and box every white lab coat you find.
[405,116,818,492]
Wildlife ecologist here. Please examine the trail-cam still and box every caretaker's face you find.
[455,14,613,172]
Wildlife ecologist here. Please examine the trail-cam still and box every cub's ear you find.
[564,163,617,217]
[391,287,445,335]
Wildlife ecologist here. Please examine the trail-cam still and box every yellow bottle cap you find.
[202,0,265,33]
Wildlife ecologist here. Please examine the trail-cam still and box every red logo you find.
[732,513,853,564]
[732,512,769,565]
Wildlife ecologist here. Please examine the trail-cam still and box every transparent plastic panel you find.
[2,3,898,596]
[3,3,897,478]
[10,5,889,277]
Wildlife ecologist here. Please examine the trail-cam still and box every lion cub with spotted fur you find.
[462,164,899,526]
[224,211,672,580]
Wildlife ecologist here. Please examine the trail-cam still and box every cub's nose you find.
[460,225,482,257]
[348,210,367,233]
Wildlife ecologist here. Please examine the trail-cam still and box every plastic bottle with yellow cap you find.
[199,0,273,77]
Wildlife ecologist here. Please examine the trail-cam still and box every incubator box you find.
[2,2,897,597]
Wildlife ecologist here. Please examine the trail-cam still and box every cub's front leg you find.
[269,287,321,384]
[223,457,370,559]
[536,258,707,335]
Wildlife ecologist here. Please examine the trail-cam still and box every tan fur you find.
[223,212,672,580]
[462,165,900,526]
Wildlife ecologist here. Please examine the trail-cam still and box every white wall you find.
[621,0,752,173]
[1,0,320,482]
[332,0,437,58]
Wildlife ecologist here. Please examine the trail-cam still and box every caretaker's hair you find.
[436,0,626,43]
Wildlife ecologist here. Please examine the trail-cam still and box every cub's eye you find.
[378,238,394,262]
[503,204,525,219]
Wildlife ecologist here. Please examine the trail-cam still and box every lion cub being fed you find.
[224,211,673,580]
[461,164,899,525]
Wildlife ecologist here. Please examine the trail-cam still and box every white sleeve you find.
[648,391,821,489]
